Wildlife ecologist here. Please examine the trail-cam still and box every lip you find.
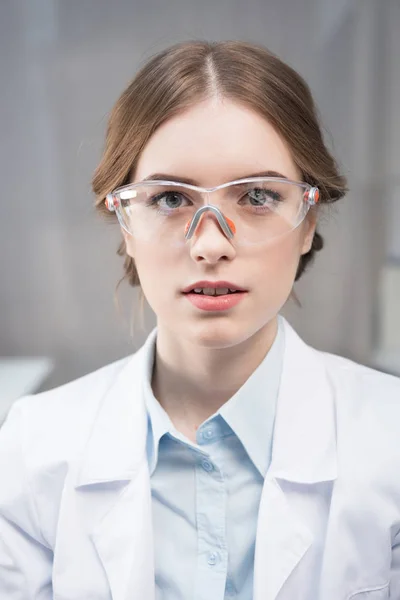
[182,280,247,293]
[184,290,247,312]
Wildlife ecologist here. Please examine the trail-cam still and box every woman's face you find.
[123,98,317,348]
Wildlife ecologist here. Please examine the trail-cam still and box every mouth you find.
[186,288,241,296]
[182,281,248,312]
[182,281,247,296]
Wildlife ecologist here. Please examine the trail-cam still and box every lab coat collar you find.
[268,317,337,484]
[74,328,157,488]
[252,319,337,600]
[74,317,337,489]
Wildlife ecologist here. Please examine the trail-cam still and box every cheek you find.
[249,235,304,293]
[262,235,303,272]
[127,240,178,298]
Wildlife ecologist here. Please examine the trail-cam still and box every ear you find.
[121,227,135,259]
[300,211,318,255]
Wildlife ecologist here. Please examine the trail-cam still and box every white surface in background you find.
[0,358,53,426]
[372,263,400,376]
[378,264,400,351]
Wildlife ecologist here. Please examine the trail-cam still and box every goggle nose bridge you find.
[184,204,235,240]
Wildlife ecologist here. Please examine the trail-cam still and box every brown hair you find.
[93,40,347,289]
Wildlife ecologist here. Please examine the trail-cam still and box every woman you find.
[0,41,399,600]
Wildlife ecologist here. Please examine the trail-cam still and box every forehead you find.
[134,98,300,185]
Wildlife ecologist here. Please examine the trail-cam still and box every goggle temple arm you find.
[184,205,236,240]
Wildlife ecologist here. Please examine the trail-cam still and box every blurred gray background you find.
[1,0,400,392]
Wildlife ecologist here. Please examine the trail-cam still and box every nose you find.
[188,212,236,264]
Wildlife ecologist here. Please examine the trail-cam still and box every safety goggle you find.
[105,177,319,247]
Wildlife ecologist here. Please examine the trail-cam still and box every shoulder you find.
[0,353,138,545]
[316,347,400,429]
[309,349,400,496]
[282,316,400,406]
[0,346,152,546]
[319,347,400,395]
[1,353,135,463]
[19,352,133,413]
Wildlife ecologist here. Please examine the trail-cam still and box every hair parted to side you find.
[92,40,347,291]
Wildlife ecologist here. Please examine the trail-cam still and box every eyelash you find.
[145,189,283,213]
[147,192,189,212]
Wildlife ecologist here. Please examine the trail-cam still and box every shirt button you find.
[201,459,214,472]
[204,428,214,440]
[226,580,235,594]
[207,551,219,566]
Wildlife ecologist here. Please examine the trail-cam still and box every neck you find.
[151,317,279,438]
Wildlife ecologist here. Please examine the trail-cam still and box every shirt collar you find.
[143,316,285,478]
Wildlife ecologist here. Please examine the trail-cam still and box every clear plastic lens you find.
[111,178,312,246]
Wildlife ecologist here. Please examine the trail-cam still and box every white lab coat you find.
[0,318,400,600]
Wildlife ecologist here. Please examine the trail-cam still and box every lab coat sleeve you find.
[0,400,53,599]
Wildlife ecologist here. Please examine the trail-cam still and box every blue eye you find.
[247,188,282,205]
[148,191,191,211]
[157,192,184,208]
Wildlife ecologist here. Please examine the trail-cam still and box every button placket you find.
[194,449,227,597]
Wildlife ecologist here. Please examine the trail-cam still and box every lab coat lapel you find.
[90,464,154,600]
[254,478,314,599]
[253,318,338,600]
[74,331,157,600]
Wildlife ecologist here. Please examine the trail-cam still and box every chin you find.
[183,317,260,350]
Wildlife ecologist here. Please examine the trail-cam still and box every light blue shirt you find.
[143,317,285,600]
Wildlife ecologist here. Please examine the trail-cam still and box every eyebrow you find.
[141,170,289,185]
